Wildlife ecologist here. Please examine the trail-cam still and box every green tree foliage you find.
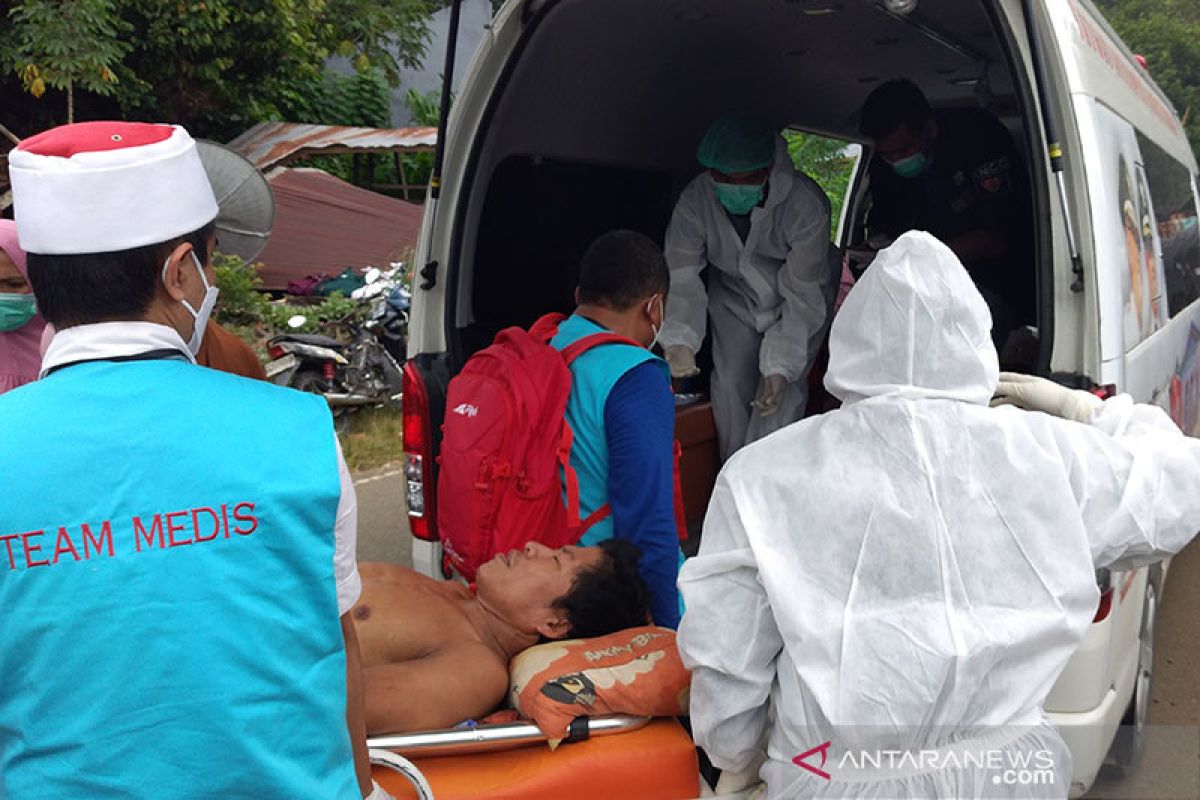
[302,69,393,129]
[404,87,443,126]
[110,0,334,138]
[1095,0,1200,157]
[5,0,130,122]
[326,0,431,88]
[783,129,859,239]
[395,88,441,191]
[0,0,433,139]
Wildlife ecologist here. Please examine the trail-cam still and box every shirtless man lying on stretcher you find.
[352,540,651,734]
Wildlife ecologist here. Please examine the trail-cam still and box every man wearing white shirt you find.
[1,121,381,799]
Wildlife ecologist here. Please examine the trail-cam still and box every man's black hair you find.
[860,79,932,140]
[554,539,652,638]
[26,221,216,328]
[577,229,669,312]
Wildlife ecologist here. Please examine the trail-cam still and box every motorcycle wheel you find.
[332,407,354,435]
[292,368,330,394]
[293,369,355,434]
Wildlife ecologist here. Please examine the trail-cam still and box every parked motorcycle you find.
[265,265,409,429]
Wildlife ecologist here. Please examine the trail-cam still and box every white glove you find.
[364,780,396,800]
[990,372,1102,423]
[664,344,700,379]
[715,764,764,794]
[752,374,787,417]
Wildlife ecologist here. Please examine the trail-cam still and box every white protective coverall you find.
[677,231,1200,798]
[661,140,840,460]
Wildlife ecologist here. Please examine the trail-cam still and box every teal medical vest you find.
[0,359,358,799]
[551,315,664,545]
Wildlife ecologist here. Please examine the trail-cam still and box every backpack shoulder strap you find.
[556,328,646,539]
[558,420,613,539]
[529,313,568,344]
[560,331,645,366]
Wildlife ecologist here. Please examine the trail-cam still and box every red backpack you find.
[437,313,685,580]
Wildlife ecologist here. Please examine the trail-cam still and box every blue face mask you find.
[714,182,765,215]
[890,151,931,179]
[0,293,36,332]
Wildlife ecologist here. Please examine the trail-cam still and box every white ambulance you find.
[397,1,1200,795]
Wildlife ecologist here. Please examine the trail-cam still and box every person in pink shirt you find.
[0,219,46,394]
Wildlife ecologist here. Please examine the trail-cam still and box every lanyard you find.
[42,348,190,377]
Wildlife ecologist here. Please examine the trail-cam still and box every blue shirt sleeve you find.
[604,360,681,628]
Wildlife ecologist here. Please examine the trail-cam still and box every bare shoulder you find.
[355,562,469,610]
[443,638,510,685]
[352,566,479,666]
[358,561,434,587]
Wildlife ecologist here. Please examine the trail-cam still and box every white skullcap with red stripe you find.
[9,121,219,255]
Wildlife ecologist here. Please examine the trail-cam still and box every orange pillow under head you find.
[508,626,691,740]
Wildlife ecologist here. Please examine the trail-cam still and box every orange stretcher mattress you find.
[375,717,700,800]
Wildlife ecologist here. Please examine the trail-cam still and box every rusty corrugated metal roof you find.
[254,167,423,291]
[228,122,437,171]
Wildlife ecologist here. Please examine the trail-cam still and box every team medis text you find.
[1,502,260,571]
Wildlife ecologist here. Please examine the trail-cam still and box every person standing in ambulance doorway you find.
[660,115,840,462]
[551,230,682,628]
[1,122,386,800]
[677,231,1200,799]
[860,79,1036,354]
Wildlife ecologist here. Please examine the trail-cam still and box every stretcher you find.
[368,714,760,800]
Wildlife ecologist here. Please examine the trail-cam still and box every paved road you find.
[1086,540,1200,799]
[353,464,1200,796]
[353,464,411,567]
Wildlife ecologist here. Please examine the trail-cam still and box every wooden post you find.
[396,153,411,201]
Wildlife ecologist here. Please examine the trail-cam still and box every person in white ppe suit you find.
[661,115,839,460]
[677,230,1200,799]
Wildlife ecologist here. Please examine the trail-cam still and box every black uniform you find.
[867,109,1035,329]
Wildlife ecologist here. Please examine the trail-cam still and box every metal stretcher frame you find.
[368,715,768,800]
[367,714,652,758]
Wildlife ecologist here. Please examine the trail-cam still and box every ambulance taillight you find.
[402,361,438,541]
[1093,568,1114,623]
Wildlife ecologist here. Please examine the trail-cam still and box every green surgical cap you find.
[696,115,775,173]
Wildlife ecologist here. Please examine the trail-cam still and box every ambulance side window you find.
[781,128,863,242]
[1136,132,1200,318]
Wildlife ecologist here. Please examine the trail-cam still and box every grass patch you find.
[338,406,404,472]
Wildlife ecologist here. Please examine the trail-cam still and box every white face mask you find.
[162,250,219,356]
[646,295,665,349]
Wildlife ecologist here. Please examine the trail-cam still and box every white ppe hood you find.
[824,230,998,406]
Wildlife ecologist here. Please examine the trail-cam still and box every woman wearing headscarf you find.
[0,219,46,393]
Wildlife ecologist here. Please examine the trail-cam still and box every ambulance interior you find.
[450,0,1047,533]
